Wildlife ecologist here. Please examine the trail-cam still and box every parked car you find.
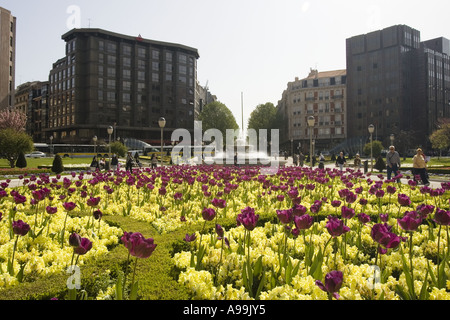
[25,151,46,158]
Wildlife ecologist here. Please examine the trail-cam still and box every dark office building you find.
[346,25,450,149]
[46,28,199,144]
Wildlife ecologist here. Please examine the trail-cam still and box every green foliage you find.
[110,141,128,158]
[247,102,278,142]
[51,154,64,174]
[198,101,240,140]
[15,152,27,169]
[363,140,384,158]
[0,128,34,168]
[430,123,450,153]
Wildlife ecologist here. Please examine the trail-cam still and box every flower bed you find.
[0,165,449,300]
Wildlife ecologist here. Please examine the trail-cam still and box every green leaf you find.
[400,248,415,299]
[419,270,429,300]
[115,273,123,300]
[130,280,139,300]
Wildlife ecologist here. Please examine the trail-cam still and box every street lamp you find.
[368,124,375,172]
[93,136,98,156]
[107,126,113,170]
[308,116,315,168]
[158,117,166,167]
[49,136,53,155]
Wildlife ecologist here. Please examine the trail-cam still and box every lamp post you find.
[107,126,113,170]
[308,116,315,168]
[368,124,375,172]
[158,117,166,167]
[49,136,53,155]
[93,136,97,156]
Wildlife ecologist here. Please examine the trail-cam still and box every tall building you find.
[15,81,49,142]
[277,69,347,155]
[0,7,16,110]
[346,25,450,149]
[46,28,199,144]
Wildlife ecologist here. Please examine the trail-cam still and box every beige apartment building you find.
[0,7,16,110]
[277,69,347,156]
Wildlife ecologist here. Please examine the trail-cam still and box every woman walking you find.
[413,148,430,186]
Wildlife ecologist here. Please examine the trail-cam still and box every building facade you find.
[46,28,199,144]
[346,25,450,149]
[277,69,347,156]
[14,81,49,142]
[0,7,16,110]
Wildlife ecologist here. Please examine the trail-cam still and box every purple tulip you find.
[211,198,226,209]
[73,237,93,255]
[371,223,402,250]
[202,207,216,221]
[183,233,197,242]
[215,224,224,238]
[341,206,355,219]
[12,220,30,236]
[416,204,435,219]
[69,232,82,247]
[63,202,77,211]
[292,204,307,216]
[46,206,58,215]
[294,214,314,230]
[236,207,259,231]
[331,200,341,208]
[93,209,103,220]
[315,270,343,300]
[174,192,183,201]
[121,231,157,259]
[87,196,101,207]
[434,208,450,226]
[325,216,350,237]
[277,209,294,224]
[386,185,397,194]
[357,213,371,225]
[397,211,422,232]
[398,194,411,207]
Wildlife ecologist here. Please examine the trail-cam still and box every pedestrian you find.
[111,154,119,172]
[386,145,401,182]
[126,152,134,172]
[90,156,99,172]
[234,152,238,166]
[412,148,430,186]
[354,153,362,171]
[335,152,346,171]
[151,153,158,169]
[299,152,305,167]
[134,152,142,168]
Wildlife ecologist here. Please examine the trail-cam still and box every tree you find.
[110,141,128,157]
[429,123,450,158]
[363,140,384,158]
[247,102,278,142]
[198,101,239,142]
[51,154,64,174]
[0,109,27,132]
[0,128,34,168]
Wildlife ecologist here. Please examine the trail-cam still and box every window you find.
[107,67,116,77]
[123,45,132,55]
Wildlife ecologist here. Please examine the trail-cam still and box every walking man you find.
[386,146,401,182]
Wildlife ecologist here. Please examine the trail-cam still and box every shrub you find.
[51,154,64,174]
[15,152,27,168]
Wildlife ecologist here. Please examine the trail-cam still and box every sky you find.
[2,0,450,130]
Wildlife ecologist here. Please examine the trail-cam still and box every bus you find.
[142,145,209,164]
[33,143,109,158]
